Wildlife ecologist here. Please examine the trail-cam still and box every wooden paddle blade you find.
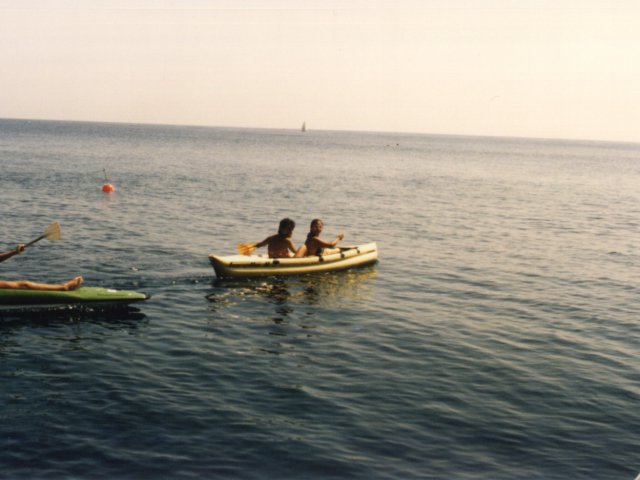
[44,222,61,241]
[237,243,257,255]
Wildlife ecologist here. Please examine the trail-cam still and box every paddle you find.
[237,242,257,256]
[237,241,352,256]
[24,222,62,249]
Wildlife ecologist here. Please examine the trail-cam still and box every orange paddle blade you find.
[237,243,257,256]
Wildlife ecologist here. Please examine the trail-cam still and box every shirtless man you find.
[0,244,83,290]
[255,218,299,258]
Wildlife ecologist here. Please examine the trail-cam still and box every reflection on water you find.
[0,306,148,358]
[298,266,378,305]
[206,265,378,314]
[0,304,147,331]
[205,266,379,358]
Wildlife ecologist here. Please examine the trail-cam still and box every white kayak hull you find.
[209,242,378,278]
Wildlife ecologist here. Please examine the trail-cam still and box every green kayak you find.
[0,286,150,307]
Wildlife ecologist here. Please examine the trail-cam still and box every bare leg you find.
[0,276,83,291]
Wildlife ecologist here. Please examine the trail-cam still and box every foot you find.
[63,276,84,290]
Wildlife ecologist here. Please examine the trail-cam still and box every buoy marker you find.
[102,169,116,193]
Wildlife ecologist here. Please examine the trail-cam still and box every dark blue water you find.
[1,119,639,479]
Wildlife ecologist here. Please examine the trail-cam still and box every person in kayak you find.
[296,219,344,256]
[0,277,84,291]
[0,244,84,290]
[255,218,299,258]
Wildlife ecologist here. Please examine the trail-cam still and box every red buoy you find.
[101,168,115,193]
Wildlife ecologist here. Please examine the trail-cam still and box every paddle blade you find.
[237,243,257,256]
[44,222,61,241]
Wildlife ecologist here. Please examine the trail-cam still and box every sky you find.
[1,0,639,142]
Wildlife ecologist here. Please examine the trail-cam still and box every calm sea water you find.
[1,119,639,479]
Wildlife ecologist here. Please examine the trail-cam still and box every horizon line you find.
[1,115,638,147]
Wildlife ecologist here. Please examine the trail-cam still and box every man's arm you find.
[0,245,24,263]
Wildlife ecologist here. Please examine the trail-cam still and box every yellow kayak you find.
[209,242,378,278]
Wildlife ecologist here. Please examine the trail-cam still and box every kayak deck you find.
[209,242,378,278]
[0,286,150,306]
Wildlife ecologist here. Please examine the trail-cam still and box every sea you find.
[0,118,638,480]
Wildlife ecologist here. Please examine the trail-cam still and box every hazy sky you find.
[1,0,639,142]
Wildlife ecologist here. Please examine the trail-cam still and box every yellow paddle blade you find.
[237,243,257,255]
[44,222,61,241]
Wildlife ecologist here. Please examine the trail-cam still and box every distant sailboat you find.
[301,121,306,132]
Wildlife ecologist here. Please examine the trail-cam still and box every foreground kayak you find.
[209,242,378,278]
[0,286,150,308]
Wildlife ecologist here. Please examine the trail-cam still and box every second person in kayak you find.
[296,219,344,257]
